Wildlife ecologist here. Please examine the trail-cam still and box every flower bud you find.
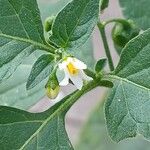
[45,72,60,99]
[112,20,140,54]
[44,15,55,32]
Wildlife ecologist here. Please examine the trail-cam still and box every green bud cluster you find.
[44,15,56,32]
[112,20,140,54]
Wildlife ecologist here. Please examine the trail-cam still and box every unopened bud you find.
[112,20,140,54]
[45,73,60,99]
[44,15,55,32]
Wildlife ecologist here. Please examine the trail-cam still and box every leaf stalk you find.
[97,22,114,71]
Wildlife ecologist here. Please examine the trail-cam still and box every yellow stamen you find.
[67,62,79,75]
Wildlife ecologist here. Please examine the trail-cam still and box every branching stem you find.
[97,22,114,71]
[103,18,131,28]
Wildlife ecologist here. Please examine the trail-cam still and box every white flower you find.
[58,57,93,90]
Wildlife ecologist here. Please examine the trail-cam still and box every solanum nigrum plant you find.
[0,0,150,149]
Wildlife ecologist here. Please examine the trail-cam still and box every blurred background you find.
[1,0,150,150]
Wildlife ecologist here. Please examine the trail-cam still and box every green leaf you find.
[0,0,44,42]
[119,0,150,30]
[0,102,73,149]
[38,0,96,69]
[26,54,55,90]
[37,0,71,22]
[49,0,100,50]
[76,101,150,150]
[95,58,107,73]
[105,28,150,142]
[0,0,95,110]
[71,38,95,69]
[0,0,53,82]
[0,64,45,110]
[0,79,99,149]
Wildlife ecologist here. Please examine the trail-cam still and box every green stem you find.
[63,75,103,112]
[84,69,96,79]
[43,75,102,116]
[97,22,114,71]
[103,18,131,29]
[38,44,56,56]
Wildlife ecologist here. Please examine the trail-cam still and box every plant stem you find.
[38,44,57,56]
[103,18,131,28]
[84,69,96,79]
[97,22,114,71]
[44,74,102,116]
[62,75,102,112]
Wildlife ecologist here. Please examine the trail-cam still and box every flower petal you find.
[58,57,89,90]
[59,76,69,86]
[58,61,68,70]
[73,58,87,69]
[70,75,83,90]
[80,70,93,81]
[67,57,73,63]
[59,69,70,86]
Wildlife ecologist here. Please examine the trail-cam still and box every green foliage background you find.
[76,100,150,150]
[0,0,150,149]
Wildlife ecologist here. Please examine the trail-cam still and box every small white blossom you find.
[58,57,92,90]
